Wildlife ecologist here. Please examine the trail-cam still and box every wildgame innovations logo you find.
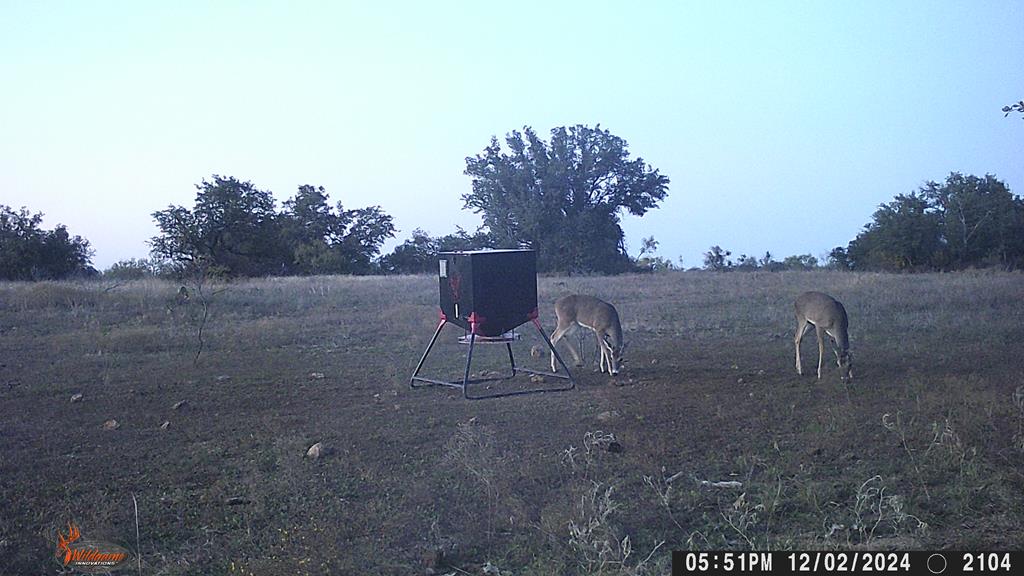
[54,522,132,573]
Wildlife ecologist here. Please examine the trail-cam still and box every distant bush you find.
[103,258,167,280]
[701,247,821,272]
[0,205,94,281]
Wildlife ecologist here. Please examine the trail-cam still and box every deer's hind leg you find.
[795,320,811,375]
[815,325,827,379]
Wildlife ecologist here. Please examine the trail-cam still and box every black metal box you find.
[438,250,538,337]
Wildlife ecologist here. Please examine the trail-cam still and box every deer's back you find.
[556,294,620,331]
[795,291,848,331]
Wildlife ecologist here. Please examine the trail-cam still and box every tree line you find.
[703,173,1024,273]
[2,122,1022,281]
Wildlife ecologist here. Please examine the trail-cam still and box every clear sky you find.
[2,1,1022,270]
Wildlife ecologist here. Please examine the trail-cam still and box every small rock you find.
[215,375,231,382]
[650,358,658,365]
[737,378,744,384]
[102,419,120,430]
[159,421,170,430]
[306,442,324,459]
[596,410,620,422]
[529,374,546,384]
[309,372,325,380]
[70,393,84,403]
[606,441,624,453]
[172,400,187,410]
[529,345,544,359]
[224,496,251,506]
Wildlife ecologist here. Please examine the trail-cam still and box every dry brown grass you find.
[1,270,1022,574]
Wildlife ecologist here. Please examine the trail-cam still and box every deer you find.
[549,295,624,375]
[794,291,853,381]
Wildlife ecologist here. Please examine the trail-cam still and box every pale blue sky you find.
[2,1,1022,269]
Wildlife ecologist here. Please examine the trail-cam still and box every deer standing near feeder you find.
[550,295,624,375]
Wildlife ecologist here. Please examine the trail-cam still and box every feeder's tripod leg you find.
[462,332,477,391]
[506,342,516,377]
[410,319,447,387]
[534,318,576,385]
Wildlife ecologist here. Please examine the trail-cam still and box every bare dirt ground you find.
[2,271,1023,575]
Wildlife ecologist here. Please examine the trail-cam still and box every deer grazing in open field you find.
[550,295,624,375]
[794,291,853,381]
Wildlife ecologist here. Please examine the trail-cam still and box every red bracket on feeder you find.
[527,307,539,320]
[437,308,447,321]
[468,311,484,334]
[531,317,545,331]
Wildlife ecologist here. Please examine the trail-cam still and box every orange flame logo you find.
[57,522,82,566]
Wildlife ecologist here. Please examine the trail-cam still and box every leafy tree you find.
[334,206,396,274]
[434,227,495,253]
[826,247,853,270]
[634,236,675,272]
[703,245,732,271]
[847,192,943,271]
[781,254,819,270]
[380,227,496,274]
[922,173,1021,268]
[151,177,396,277]
[379,229,437,274]
[637,236,659,258]
[104,258,155,280]
[279,185,395,275]
[844,173,1024,271]
[151,175,283,276]
[0,205,94,280]
[463,125,670,274]
[734,254,759,270]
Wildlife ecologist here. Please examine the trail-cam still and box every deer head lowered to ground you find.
[794,291,853,381]
[549,294,625,375]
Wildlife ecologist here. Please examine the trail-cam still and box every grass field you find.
[2,270,1023,575]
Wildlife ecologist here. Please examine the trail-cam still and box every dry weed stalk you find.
[568,481,663,576]
[850,476,927,546]
[881,411,931,501]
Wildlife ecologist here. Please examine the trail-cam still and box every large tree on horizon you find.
[279,184,395,275]
[151,175,283,276]
[844,173,1024,271]
[462,125,670,273]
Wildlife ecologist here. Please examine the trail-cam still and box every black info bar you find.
[672,551,1020,576]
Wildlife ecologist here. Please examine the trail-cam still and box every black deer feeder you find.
[410,249,575,399]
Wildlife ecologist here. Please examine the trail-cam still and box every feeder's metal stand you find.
[410,314,575,399]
